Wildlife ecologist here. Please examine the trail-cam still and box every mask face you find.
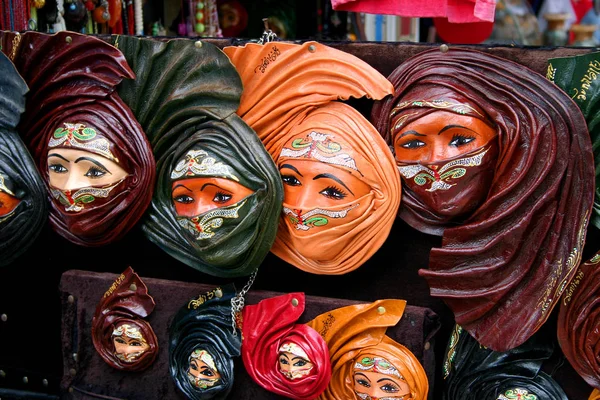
[170,149,254,240]
[46,123,128,213]
[171,177,253,217]
[0,174,20,222]
[187,349,221,389]
[112,323,150,363]
[393,110,497,164]
[497,388,538,400]
[352,357,411,400]
[278,131,371,235]
[277,342,314,380]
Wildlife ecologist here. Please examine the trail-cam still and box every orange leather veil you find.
[306,300,428,400]
[590,389,600,400]
[223,41,400,275]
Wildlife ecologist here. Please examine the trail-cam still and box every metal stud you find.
[0,370,5,378]
[69,368,77,376]
[377,306,386,314]
[291,298,299,307]
[424,341,431,350]
[129,283,137,291]
[440,44,449,53]
[65,36,72,44]
[67,295,74,304]
[22,376,28,384]
[195,40,203,48]
[42,379,48,387]
[68,387,74,393]
[308,44,316,53]
[215,288,223,298]
[72,353,78,362]
[0,314,6,322]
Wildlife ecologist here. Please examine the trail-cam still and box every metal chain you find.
[230,268,258,336]
[257,18,278,45]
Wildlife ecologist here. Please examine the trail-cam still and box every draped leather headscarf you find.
[0,51,47,266]
[371,48,595,351]
[91,267,158,371]
[169,284,241,400]
[306,300,428,400]
[0,31,155,246]
[117,36,282,278]
[241,293,331,399]
[591,389,600,400]
[443,324,568,399]
[547,51,600,230]
[224,41,400,275]
[557,250,600,389]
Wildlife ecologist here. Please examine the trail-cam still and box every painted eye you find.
[281,175,301,186]
[293,359,307,367]
[115,338,126,344]
[129,341,142,347]
[279,357,289,365]
[49,164,68,173]
[174,195,194,204]
[319,185,347,200]
[201,367,215,377]
[449,134,475,147]
[381,383,399,393]
[356,379,370,388]
[213,191,233,203]
[85,166,108,178]
[400,140,426,149]
[190,363,198,371]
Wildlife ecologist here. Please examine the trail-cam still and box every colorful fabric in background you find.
[241,293,331,399]
[330,0,497,22]
[557,250,600,389]
[443,324,568,399]
[0,51,47,266]
[547,51,600,230]
[91,267,159,371]
[371,48,595,352]
[0,31,155,247]
[223,41,400,275]
[116,36,282,278]
[306,299,428,400]
[169,284,241,400]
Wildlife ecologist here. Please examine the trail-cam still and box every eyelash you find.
[85,166,109,179]
[381,383,400,392]
[213,191,233,203]
[449,133,475,147]
[320,185,347,200]
[48,164,68,173]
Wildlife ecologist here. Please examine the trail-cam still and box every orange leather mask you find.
[224,41,400,275]
[306,300,428,400]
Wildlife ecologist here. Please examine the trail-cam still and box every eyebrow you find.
[313,173,355,196]
[354,372,370,381]
[201,183,230,192]
[397,130,426,139]
[280,164,303,176]
[47,153,70,162]
[377,377,399,384]
[292,356,308,361]
[438,124,479,136]
[74,156,111,173]
[280,353,290,359]
[172,184,192,193]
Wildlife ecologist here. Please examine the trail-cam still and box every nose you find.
[62,173,89,191]
[280,363,291,372]
[191,200,215,216]
[284,186,315,212]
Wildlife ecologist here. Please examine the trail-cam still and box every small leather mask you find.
[91,267,158,371]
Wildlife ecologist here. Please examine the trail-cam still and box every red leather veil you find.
[371,48,595,351]
[242,293,331,399]
[0,31,155,246]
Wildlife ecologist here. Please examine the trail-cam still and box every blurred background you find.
[6,0,600,46]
